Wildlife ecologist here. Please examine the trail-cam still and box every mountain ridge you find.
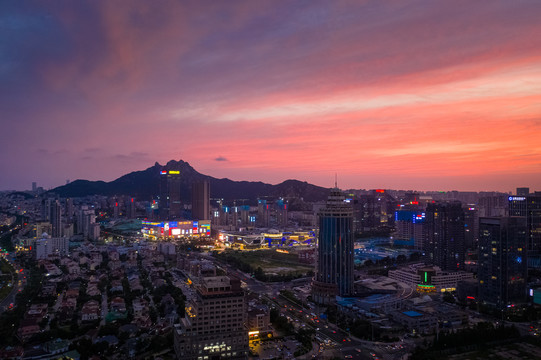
[49,160,331,203]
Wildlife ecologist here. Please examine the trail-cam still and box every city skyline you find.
[2,1,541,192]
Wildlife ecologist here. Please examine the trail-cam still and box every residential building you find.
[192,180,210,221]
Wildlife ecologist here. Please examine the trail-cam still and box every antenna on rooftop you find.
[335,173,338,188]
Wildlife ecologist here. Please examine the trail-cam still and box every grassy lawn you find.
[238,250,311,272]
[0,259,15,275]
[222,249,313,274]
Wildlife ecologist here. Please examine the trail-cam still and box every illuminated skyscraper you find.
[509,193,541,268]
[424,201,465,270]
[312,188,354,304]
[191,180,210,220]
[159,168,182,220]
[478,217,527,308]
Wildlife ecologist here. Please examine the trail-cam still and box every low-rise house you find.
[18,318,40,341]
[86,282,101,297]
[43,262,62,276]
[110,280,123,293]
[40,283,57,298]
[65,288,79,299]
[43,338,70,355]
[110,297,126,313]
[81,300,100,322]
[25,303,48,322]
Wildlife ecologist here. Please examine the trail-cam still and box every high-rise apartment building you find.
[113,201,120,218]
[464,205,479,251]
[126,198,136,219]
[478,217,527,308]
[257,200,270,227]
[424,201,465,271]
[77,207,96,239]
[160,168,182,220]
[41,199,51,221]
[173,276,248,360]
[312,188,354,304]
[354,190,395,232]
[192,180,210,220]
[65,198,74,222]
[478,195,507,217]
[50,200,62,238]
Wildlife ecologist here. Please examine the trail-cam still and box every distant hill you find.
[49,160,330,203]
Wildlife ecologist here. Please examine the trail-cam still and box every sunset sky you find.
[1,1,541,192]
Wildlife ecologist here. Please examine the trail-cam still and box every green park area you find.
[0,258,15,300]
[214,249,314,281]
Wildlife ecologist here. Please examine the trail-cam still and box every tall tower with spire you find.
[312,187,354,304]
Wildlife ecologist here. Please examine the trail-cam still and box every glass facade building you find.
[478,217,527,309]
[312,188,354,304]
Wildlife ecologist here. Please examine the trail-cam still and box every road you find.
[0,263,24,312]
[202,251,415,359]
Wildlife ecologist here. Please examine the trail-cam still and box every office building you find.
[173,276,248,360]
[159,168,182,220]
[312,188,354,304]
[517,187,530,196]
[478,217,527,308]
[393,210,425,250]
[424,201,465,270]
[32,182,37,192]
[509,196,527,217]
[192,180,210,220]
[388,264,473,293]
[508,194,541,268]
